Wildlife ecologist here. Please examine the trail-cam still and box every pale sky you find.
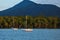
[0,0,60,11]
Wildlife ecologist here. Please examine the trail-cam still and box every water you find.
[0,29,60,40]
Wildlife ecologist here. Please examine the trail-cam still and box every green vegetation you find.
[0,16,60,29]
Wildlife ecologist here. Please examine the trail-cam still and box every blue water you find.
[0,29,60,40]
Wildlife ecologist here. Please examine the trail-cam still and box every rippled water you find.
[0,29,60,40]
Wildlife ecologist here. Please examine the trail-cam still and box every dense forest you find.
[0,16,60,29]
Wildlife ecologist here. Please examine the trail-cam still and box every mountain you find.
[0,0,60,17]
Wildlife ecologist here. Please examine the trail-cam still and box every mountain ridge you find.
[0,0,60,17]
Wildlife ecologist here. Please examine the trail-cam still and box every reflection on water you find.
[0,29,60,40]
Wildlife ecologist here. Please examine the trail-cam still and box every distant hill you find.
[0,0,60,17]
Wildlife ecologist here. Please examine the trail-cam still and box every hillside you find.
[0,0,60,17]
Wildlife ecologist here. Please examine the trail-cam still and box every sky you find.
[0,0,60,11]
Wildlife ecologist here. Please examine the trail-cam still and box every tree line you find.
[0,16,60,29]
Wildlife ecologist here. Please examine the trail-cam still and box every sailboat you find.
[13,16,33,31]
[13,28,33,31]
[21,16,33,32]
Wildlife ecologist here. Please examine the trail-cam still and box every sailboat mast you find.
[13,16,14,28]
[26,16,27,28]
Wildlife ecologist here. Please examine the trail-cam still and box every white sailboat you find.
[12,16,18,30]
[22,16,33,32]
[12,16,33,31]
[13,28,33,31]
[13,28,18,30]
